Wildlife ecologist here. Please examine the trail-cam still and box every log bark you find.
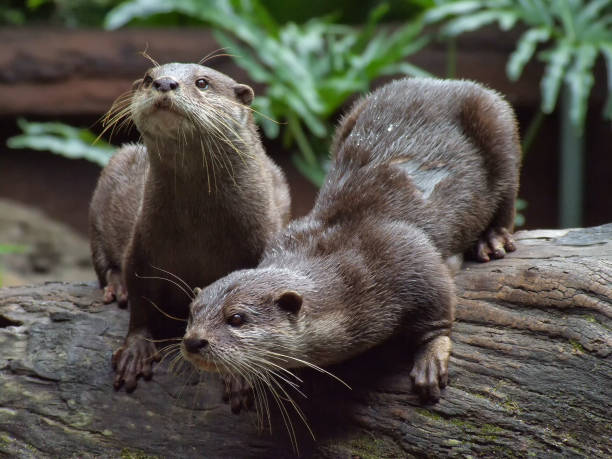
[0,225,610,458]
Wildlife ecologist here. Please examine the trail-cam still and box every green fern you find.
[426,0,612,135]
[7,118,114,167]
[105,0,432,185]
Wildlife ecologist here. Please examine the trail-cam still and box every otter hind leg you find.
[409,335,452,403]
[102,268,128,308]
[471,226,516,263]
[470,194,517,263]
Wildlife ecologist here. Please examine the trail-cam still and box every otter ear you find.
[193,287,202,296]
[275,290,302,314]
[132,78,143,90]
[234,84,254,105]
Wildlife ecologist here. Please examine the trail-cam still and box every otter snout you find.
[183,336,208,353]
[153,77,179,93]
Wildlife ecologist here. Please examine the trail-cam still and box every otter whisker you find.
[261,351,352,390]
[139,46,160,67]
[264,370,315,444]
[199,138,212,194]
[149,264,193,294]
[262,371,300,452]
[144,336,182,343]
[217,354,268,432]
[246,358,305,396]
[158,345,181,366]
[141,295,187,322]
[223,96,286,127]
[135,272,194,301]
[248,355,304,384]
[198,47,237,65]
[231,356,308,451]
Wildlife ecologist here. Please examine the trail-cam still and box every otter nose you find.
[183,337,208,353]
[153,77,179,92]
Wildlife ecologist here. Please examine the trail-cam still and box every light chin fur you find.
[181,349,220,373]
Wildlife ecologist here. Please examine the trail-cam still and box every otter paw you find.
[222,374,254,414]
[410,335,451,403]
[112,333,160,392]
[103,270,128,308]
[472,227,516,262]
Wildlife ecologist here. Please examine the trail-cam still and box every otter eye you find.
[195,78,209,90]
[227,313,244,327]
[143,75,153,87]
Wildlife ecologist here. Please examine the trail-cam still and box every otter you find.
[89,62,290,392]
[180,78,520,412]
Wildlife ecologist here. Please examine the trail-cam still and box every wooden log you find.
[0,225,610,457]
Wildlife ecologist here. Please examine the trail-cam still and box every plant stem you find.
[521,109,546,158]
[446,38,456,78]
[287,114,318,167]
[559,84,584,228]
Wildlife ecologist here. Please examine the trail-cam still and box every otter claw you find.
[223,374,254,414]
[112,334,160,392]
[472,227,516,263]
[410,335,451,403]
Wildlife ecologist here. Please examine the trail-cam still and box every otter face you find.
[181,269,305,374]
[129,63,254,140]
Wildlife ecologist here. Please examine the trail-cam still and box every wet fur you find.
[182,78,521,419]
[89,63,290,391]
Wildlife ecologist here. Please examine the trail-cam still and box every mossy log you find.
[1,225,610,458]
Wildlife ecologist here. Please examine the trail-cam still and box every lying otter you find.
[181,78,520,412]
[89,62,290,392]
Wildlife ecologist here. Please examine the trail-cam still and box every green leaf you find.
[212,31,274,83]
[291,153,327,187]
[7,119,114,167]
[540,42,572,113]
[565,44,598,133]
[441,10,518,37]
[575,0,612,35]
[380,62,436,78]
[507,27,550,81]
[105,0,227,29]
[424,1,484,24]
[252,96,281,139]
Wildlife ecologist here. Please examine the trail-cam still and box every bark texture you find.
[0,225,610,458]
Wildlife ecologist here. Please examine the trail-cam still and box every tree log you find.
[1,225,610,458]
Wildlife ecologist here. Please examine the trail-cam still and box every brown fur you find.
[88,63,290,391]
[181,78,521,409]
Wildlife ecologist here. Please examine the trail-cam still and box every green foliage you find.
[105,0,432,185]
[7,118,114,167]
[0,0,126,26]
[514,198,527,227]
[0,244,27,255]
[426,0,612,135]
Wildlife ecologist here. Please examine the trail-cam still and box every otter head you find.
[181,268,310,374]
[128,62,254,141]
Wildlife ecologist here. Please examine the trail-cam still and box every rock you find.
[0,225,610,458]
[0,199,93,287]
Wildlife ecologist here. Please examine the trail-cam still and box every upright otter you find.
[89,62,290,391]
[181,78,520,411]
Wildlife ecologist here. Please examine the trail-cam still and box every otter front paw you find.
[472,227,516,262]
[222,374,254,414]
[410,335,451,403]
[112,332,160,392]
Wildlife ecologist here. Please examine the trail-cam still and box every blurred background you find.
[1,0,611,287]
